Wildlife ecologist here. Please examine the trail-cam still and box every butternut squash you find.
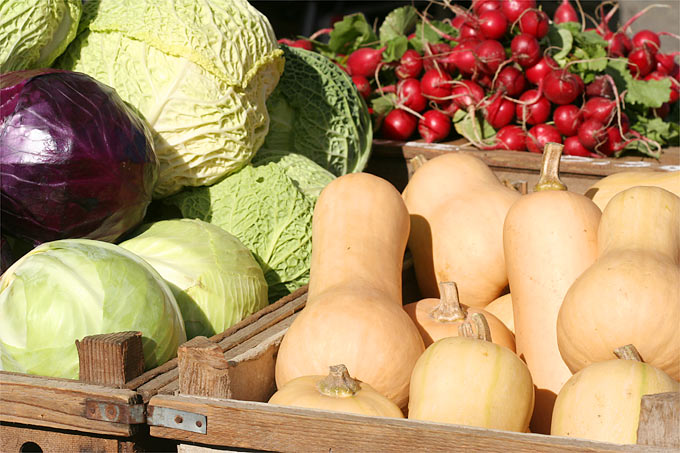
[403,281,515,351]
[503,143,602,434]
[557,185,680,380]
[551,345,679,444]
[484,292,514,333]
[585,170,680,211]
[408,313,534,432]
[274,173,425,409]
[402,153,521,308]
[269,364,404,418]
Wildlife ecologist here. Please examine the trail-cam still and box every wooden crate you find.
[144,289,679,453]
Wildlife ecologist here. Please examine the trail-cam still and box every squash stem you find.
[613,344,644,362]
[534,142,568,192]
[317,364,361,397]
[458,312,493,343]
[429,281,467,322]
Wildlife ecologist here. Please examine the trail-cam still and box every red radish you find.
[484,94,516,129]
[599,126,628,156]
[655,53,679,76]
[525,55,557,85]
[553,104,583,137]
[519,9,549,39]
[473,0,501,14]
[439,100,461,117]
[653,102,671,119]
[585,75,615,99]
[475,39,506,75]
[418,109,452,143]
[460,22,482,40]
[511,34,542,68]
[352,75,371,99]
[578,118,608,150]
[477,73,493,89]
[526,124,562,153]
[563,135,597,157]
[347,47,385,77]
[516,89,551,125]
[632,30,661,55]
[495,125,527,151]
[627,46,655,78]
[423,42,453,73]
[277,38,313,51]
[605,32,632,58]
[421,69,453,104]
[381,109,417,141]
[395,49,423,80]
[582,96,616,125]
[450,39,481,77]
[502,0,536,24]
[542,69,584,105]
[479,10,508,40]
[398,78,427,113]
[554,0,579,24]
[451,80,485,110]
[493,66,527,96]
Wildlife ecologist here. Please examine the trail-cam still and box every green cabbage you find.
[164,163,313,302]
[56,0,284,198]
[119,219,269,339]
[258,45,373,177]
[0,0,82,72]
[251,151,335,201]
[0,239,186,379]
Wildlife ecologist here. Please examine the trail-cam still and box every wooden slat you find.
[148,395,671,453]
[76,331,144,388]
[637,392,680,449]
[0,422,137,453]
[0,372,141,436]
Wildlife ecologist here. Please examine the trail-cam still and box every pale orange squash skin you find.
[503,190,601,434]
[485,293,514,333]
[557,186,680,380]
[403,297,515,351]
[403,153,521,308]
[551,358,679,444]
[275,173,425,409]
[585,170,680,211]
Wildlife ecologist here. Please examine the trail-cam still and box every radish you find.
[502,0,536,24]
[347,47,385,77]
[479,10,508,40]
[542,69,584,105]
[418,109,452,143]
[511,33,542,68]
[578,118,608,151]
[585,75,615,99]
[525,55,557,85]
[495,125,527,151]
[460,22,482,40]
[563,135,597,157]
[627,46,655,78]
[526,124,562,154]
[519,9,549,39]
[598,126,628,156]
[484,94,516,129]
[553,104,583,137]
[398,78,427,113]
[439,100,461,117]
[278,38,313,51]
[451,80,485,111]
[493,66,527,96]
[632,30,661,55]
[352,75,371,99]
[381,109,417,141]
[655,52,679,76]
[605,32,632,58]
[395,49,423,80]
[473,0,502,14]
[475,39,506,75]
[582,96,617,125]
[423,42,453,73]
[421,69,453,105]
[554,0,579,24]
[516,89,551,125]
[653,102,671,119]
[449,39,481,77]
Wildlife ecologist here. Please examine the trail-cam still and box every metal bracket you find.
[85,399,145,424]
[147,406,207,434]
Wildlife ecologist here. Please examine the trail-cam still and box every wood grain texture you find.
[0,422,137,453]
[179,337,232,399]
[637,392,680,449]
[148,395,672,453]
[0,372,141,436]
[76,331,144,388]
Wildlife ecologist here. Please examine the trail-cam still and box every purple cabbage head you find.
[0,69,158,245]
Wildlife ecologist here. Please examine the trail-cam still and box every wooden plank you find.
[0,422,137,453]
[637,392,680,449]
[76,331,144,388]
[148,395,671,453]
[0,372,141,436]
[178,337,232,399]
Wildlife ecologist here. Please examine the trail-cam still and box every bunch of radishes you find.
[283,0,679,156]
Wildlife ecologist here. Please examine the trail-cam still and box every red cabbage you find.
[0,69,158,245]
